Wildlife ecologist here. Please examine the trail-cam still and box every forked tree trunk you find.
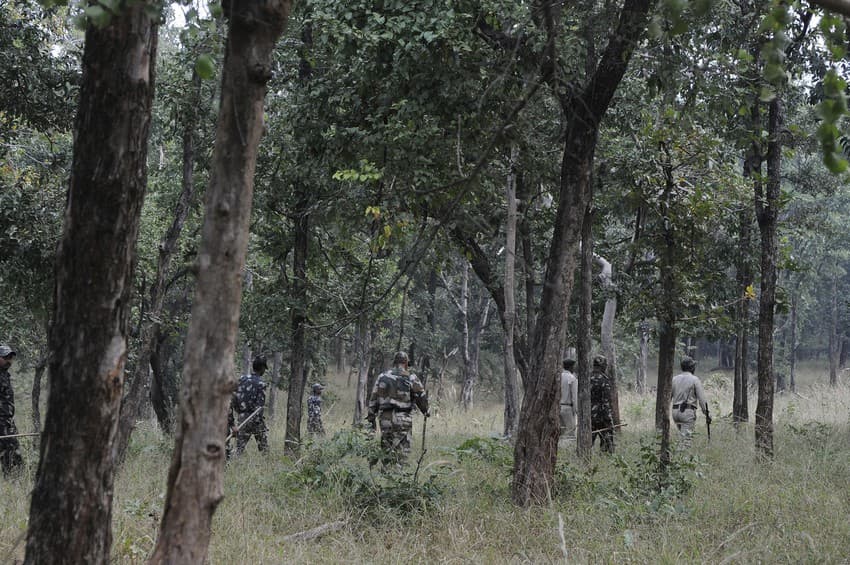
[116,70,201,461]
[511,0,654,506]
[503,145,520,437]
[150,3,291,562]
[24,7,158,563]
[576,207,594,461]
[754,97,781,458]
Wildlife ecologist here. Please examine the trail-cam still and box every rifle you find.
[413,413,429,484]
[225,406,263,443]
[591,422,628,435]
[0,432,40,440]
[705,409,711,443]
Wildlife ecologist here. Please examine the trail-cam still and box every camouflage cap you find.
[592,354,607,369]
[311,382,325,392]
[0,345,16,358]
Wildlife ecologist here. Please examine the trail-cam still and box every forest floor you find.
[2,362,849,563]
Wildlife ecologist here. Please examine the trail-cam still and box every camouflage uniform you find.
[0,346,23,476]
[229,371,268,456]
[367,356,428,467]
[590,355,614,453]
[671,357,709,448]
[307,383,325,436]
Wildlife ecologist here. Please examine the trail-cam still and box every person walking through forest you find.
[590,354,615,453]
[229,355,269,456]
[307,382,325,436]
[366,351,429,468]
[671,356,710,448]
[559,358,578,439]
[0,345,23,477]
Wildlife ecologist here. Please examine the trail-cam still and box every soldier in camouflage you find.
[229,355,269,456]
[367,351,429,467]
[307,382,325,436]
[590,354,615,453]
[0,345,23,476]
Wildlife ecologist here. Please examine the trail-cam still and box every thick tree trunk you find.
[511,0,654,506]
[576,207,594,461]
[754,97,781,458]
[503,145,520,437]
[116,70,201,461]
[150,4,290,562]
[285,193,310,456]
[24,7,158,563]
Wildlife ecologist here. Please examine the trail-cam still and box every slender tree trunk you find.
[353,313,371,425]
[789,289,797,392]
[503,145,520,437]
[517,172,536,357]
[595,254,620,429]
[285,192,310,456]
[31,341,47,436]
[655,318,675,470]
[829,277,839,386]
[754,97,781,458]
[25,7,158,563]
[267,351,283,421]
[457,262,473,409]
[116,70,201,460]
[733,206,753,425]
[636,320,649,394]
[576,207,594,461]
[150,4,290,562]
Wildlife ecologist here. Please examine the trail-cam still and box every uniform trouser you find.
[672,408,697,447]
[591,408,615,453]
[235,415,269,455]
[0,419,23,476]
[307,415,325,435]
[559,405,577,438]
[378,410,413,466]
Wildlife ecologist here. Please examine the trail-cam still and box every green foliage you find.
[452,436,513,468]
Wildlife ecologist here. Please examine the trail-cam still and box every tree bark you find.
[733,206,753,425]
[636,320,649,394]
[353,313,371,425]
[595,254,620,429]
[30,345,47,436]
[116,70,201,460]
[24,7,158,563]
[150,3,290,562]
[503,145,520,437]
[285,191,310,456]
[754,97,781,458]
[511,0,654,506]
[267,351,283,421]
[576,207,594,461]
[789,289,797,392]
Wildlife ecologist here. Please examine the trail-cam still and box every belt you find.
[673,403,696,410]
[560,403,573,407]
[379,407,411,414]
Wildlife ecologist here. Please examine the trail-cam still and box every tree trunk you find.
[576,207,594,461]
[30,345,47,436]
[503,144,520,438]
[517,172,536,357]
[150,4,290,562]
[789,289,797,392]
[24,7,158,563]
[353,313,371,425]
[754,97,781,458]
[636,320,649,394]
[267,351,283,421]
[457,262,473,409]
[595,254,620,429]
[285,191,310,456]
[734,172,756,425]
[829,277,839,386]
[115,70,201,462]
[655,318,675,470]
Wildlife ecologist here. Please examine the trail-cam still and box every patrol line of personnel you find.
[560,353,711,453]
[0,344,708,476]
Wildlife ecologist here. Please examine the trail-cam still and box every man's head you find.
[680,356,696,373]
[311,383,325,395]
[393,351,409,367]
[252,355,268,374]
[0,345,16,370]
[592,354,607,370]
[563,358,576,371]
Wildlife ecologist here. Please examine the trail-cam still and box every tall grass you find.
[1,362,848,563]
